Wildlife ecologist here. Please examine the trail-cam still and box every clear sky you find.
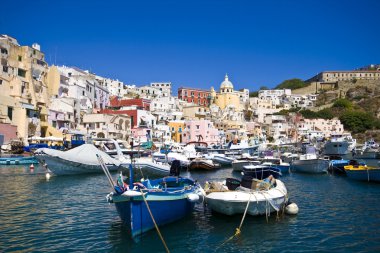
[1,0,379,92]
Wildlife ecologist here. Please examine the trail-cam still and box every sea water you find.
[1,160,380,252]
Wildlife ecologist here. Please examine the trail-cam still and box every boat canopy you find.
[36,144,121,166]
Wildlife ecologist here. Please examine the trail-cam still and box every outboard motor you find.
[169,160,181,177]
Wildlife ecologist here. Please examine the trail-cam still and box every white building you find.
[48,97,79,130]
[81,113,131,140]
[57,66,110,111]
[298,118,344,137]
[152,124,171,143]
[150,82,172,97]
[258,89,291,106]
[138,85,163,99]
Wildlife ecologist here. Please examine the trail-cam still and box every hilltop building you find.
[306,69,380,83]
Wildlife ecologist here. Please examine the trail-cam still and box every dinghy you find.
[205,176,287,216]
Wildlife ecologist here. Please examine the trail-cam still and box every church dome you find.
[220,74,233,89]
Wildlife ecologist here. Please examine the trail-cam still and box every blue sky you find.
[1,0,379,92]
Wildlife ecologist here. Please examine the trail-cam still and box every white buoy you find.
[30,164,35,171]
[187,193,200,203]
[45,172,51,180]
[285,203,299,215]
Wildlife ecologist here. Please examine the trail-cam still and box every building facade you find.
[178,87,211,106]
[182,119,219,145]
[0,35,50,142]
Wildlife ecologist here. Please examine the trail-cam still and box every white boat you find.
[204,153,235,166]
[205,178,288,216]
[35,144,122,175]
[232,159,261,172]
[291,146,329,174]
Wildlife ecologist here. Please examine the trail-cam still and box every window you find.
[1,48,8,54]
[7,107,13,120]
[196,125,200,129]
[3,66,8,73]
[18,55,22,62]
[18,68,26,78]
[0,79,2,85]
[82,91,85,96]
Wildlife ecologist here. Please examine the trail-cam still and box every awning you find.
[20,102,35,110]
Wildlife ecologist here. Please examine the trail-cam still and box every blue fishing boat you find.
[344,164,380,182]
[103,159,204,240]
[243,164,282,179]
[0,156,39,165]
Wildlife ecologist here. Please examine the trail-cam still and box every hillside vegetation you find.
[249,78,311,97]
[274,78,310,90]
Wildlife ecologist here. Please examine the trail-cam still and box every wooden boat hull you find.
[189,160,220,170]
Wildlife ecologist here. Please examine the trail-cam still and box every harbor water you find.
[1,160,380,252]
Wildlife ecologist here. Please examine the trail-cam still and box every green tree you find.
[317,108,334,119]
[300,109,319,119]
[249,91,258,97]
[339,111,375,133]
[275,78,307,90]
[333,98,352,109]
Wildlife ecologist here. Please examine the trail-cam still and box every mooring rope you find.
[367,167,370,182]
[217,189,254,248]
[140,189,170,253]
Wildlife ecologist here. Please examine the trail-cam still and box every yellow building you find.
[168,121,185,143]
[211,74,244,111]
[182,105,209,120]
[0,35,50,143]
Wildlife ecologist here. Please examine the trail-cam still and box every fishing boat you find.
[291,146,329,174]
[188,158,220,170]
[328,158,350,174]
[243,164,282,179]
[205,176,288,216]
[105,160,204,239]
[261,157,290,174]
[34,144,122,175]
[323,134,350,156]
[344,164,380,182]
[204,153,235,166]
[232,159,261,172]
[0,155,39,165]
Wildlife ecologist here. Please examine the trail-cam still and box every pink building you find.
[0,123,18,144]
[182,120,219,145]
